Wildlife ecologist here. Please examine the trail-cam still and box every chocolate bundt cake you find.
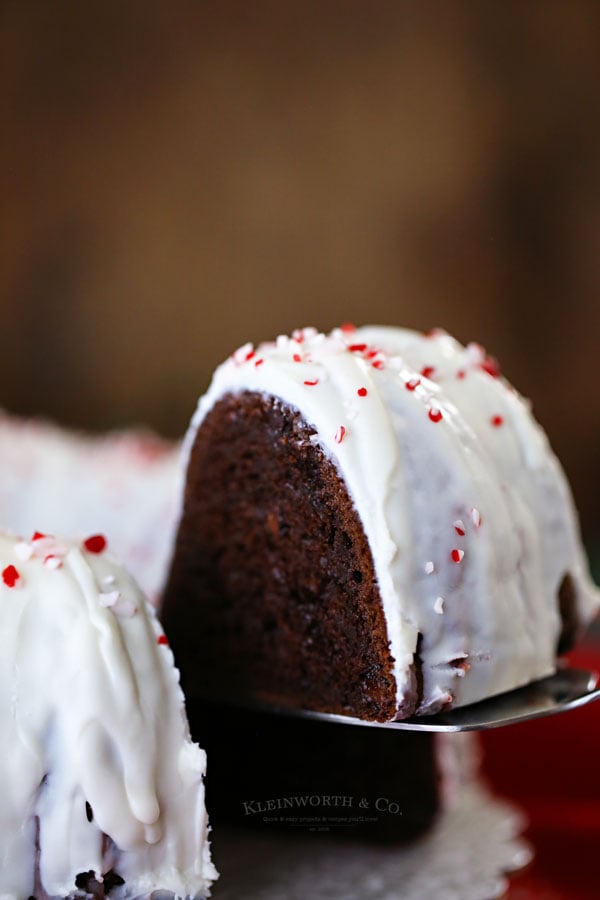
[0,531,216,899]
[162,325,599,722]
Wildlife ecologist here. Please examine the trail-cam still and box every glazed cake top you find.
[0,531,216,899]
[182,324,599,717]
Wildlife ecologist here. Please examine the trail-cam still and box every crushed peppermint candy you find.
[434,596,445,615]
[480,354,501,378]
[421,366,436,379]
[357,387,368,397]
[83,534,107,554]
[451,549,465,564]
[157,634,169,646]
[14,541,33,562]
[428,407,443,423]
[334,425,347,444]
[405,377,420,391]
[43,555,62,570]
[424,561,435,575]
[232,342,254,365]
[491,415,504,427]
[99,590,138,617]
[2,565,21,588]
[32,531,47,541]
[254,357,264,368]
[303,379,319,386]
[453,519,466,536]
[340,322,356,333]
[348,343,367,353]
[99,590,121,608]
[471,508,482,528]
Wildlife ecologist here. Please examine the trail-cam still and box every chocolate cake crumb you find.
[557,572,580,654]
[102,871,125,892]
[74,869,125,898]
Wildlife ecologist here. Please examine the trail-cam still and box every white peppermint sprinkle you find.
[99,590,121,608]
[434,596,445,615]
[424,561,435,575]
[114,598,138,618]
[43,556,62,570]
[465,342,485,364]
[276,334,289,350]
[470,507,482,528]
[453,519,466,536]
[14,542,33,561]
[232,342,254,365]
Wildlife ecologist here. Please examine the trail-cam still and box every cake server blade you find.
[233,667,600,732]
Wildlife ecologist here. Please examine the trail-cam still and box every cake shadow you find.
[189,699,439,845]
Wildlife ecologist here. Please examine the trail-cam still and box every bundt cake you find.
[162,325,599,723]
[0,531,217,899]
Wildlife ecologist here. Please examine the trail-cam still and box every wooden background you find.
[1,2,599,543]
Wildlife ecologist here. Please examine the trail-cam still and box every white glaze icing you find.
[0,414,179,605]
[180,325,599,718]
[0,532,217,899]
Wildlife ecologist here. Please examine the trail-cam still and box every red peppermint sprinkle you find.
[348,343,367,353]
[304,379,319,386]
[405,378,420,391]
[84,534,107,554]
[340,322,356,333]
[428,407,443,423]
[456,369,466,379]
[2,565,20,588]
[480,355,501,378]
[451,549,465,564]
[292,329,304,343]
[424,327,443,338]
[366,349,379,359]
[32,531,47,541]
[491,415,504,427]
[292,353,302,363]
[453,519,466,536]
[421,365,436,379]
[254,358,265,368]
[334,425,347,444]
[44,555,62,570]
[371,359,385,370]
[471,507,482,528]
[357,387,368,397]
[157,634,169,646]
[244,349,255,362]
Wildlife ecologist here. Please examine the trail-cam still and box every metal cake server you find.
[234,666,600,732]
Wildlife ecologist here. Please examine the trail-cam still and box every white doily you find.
[210,783,531,900]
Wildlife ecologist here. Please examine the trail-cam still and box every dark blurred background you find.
[1,2,598,549]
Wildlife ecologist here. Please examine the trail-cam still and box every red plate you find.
[482,638,600,900]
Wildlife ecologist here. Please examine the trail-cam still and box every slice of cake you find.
[162,325,599,722]
[0,531,217,899]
